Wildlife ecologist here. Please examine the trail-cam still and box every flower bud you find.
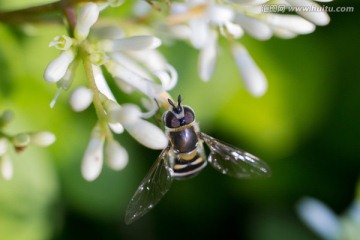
[105,140,128,170]
[13,133,30,148]
[44,49,76,83]
[1,154,13,180]
[69,87,93,112]
[30,131,56,147]
[124,118,168,150]
[81,125,104,181]
[0,110,14,128]
[75,3,100,41]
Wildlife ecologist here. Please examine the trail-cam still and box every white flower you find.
[297,197,341,240]
[44,49,76,83]
[105,139,128,170]
[29,131,56,147]
[100,35,177,99]
[109,104,168,150]
[231,44,267,97]
[69,87,94,112]
[166,0,331,96]
[75,2,100,42]
[49,35,74,50]
[1,154,13,180]
[81,125,105,181]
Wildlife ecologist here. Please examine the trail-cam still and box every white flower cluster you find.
[43,0,331,181]
[44,2,176,181]
[158,0,331,97]
[0,110,55,180]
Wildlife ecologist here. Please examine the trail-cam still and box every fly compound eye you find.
[163,111,180,128]
[183,107,195,124]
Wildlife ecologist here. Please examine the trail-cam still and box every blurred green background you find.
[0,0,360,239]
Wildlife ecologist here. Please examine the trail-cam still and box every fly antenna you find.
[177,95,182,108]
[168,98,176,109]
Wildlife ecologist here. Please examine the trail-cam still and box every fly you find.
[125,95,271,224]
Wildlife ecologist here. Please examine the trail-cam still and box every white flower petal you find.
[44,49,76,83]
[111,104,142,125]
[285,0,330,26]
[1,154,13,180]
[0,138,8,156]
[140,98,159,119]
[167,25,192,40]
[128,50,166,74]
[272,28,298,39]
[133,0,152,16]
[75,2,100,41]
[110,53,152,81]
[30,131,56,147]
[235,14,273,40]
[106,61,164,99]
[100,36,161,52]
[105,140,128,170]
[81,126,105,181]
[154,64,178,91]
[266,14,315,34]
[199,31,218,81]
[91,25,124,39]
[70,87,94,112]
[124,119,168,150]
[224,21,244,38]
[109,104,167,149]
[231,44,267,97]
[171,3,188,14]
[189,19,210,49]
[297,197,341,239]
[92,65,116,101]
[208,4,235,25]
[346,201,360,223]
[108,123,124,134]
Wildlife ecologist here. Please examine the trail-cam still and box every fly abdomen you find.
[172,149,207,180]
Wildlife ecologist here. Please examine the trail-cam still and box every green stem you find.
[0,0,105,25]
[80,45,111,138]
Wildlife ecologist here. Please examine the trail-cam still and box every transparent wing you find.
[125,147,173,224]
[200,133,271,178]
